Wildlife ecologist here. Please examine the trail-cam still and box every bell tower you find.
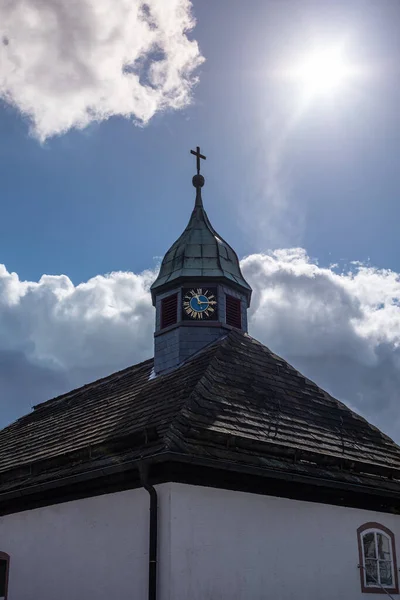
[150,147,252,374]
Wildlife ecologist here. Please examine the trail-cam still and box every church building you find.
[0,148,400,600]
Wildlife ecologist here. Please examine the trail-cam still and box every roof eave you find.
[1,451,400,517]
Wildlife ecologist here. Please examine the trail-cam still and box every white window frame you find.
[361,528,395,589]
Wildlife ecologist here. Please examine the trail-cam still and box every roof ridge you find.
[163,329,400,461]
[162,332,235,451]
[239,332,400,450]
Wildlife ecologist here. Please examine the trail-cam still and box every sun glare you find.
[287,45,355,98]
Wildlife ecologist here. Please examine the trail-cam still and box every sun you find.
[287,45,355,98]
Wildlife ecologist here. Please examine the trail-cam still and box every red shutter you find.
[161,294,178,329]
[226,295,242,329]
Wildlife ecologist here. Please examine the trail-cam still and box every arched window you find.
[357,523,399,594]
[0,552,9,600]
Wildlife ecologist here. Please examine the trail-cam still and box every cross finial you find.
[190,145,206,175]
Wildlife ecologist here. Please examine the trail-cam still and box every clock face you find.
[182,288,218,320]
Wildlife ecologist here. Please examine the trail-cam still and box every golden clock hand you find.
[193,293,207,306]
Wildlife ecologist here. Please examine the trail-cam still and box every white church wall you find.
[2,479,399,599]
[168,483,400,600]
[0,483,172,600]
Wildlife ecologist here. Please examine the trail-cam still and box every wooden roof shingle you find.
[1,330,400,498]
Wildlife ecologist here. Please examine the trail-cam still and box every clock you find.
[182,288,218,320]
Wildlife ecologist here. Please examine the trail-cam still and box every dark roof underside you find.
[1,331,400,499]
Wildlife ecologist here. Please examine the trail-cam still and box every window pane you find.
[363,533,377,558]
[379,561,393,586]
[0,559,6,596]
[365,559,378,585]
[377,533,392,561]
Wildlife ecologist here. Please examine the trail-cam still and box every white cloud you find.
[0,0,203,140]
[0,266,155,370]
[243,249,400,364]
[1,251,400,443]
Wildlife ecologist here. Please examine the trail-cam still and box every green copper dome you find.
[150,179,252,304]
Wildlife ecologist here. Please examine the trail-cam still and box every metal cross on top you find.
[190,146,206,175]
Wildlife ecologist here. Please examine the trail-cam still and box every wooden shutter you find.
[161,294,178,329]
[226,295,242,329]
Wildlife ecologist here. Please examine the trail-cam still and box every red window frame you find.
[0,552,10,600]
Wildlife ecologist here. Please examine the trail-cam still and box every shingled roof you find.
[150,185,252,302]
[1,330,400,507]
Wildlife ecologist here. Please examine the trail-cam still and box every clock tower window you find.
[161,293,178,329]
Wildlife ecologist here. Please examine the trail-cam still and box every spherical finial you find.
[192,174,205,188]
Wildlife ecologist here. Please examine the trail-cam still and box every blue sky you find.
[1,0,400,439]
[2,0,400,284]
